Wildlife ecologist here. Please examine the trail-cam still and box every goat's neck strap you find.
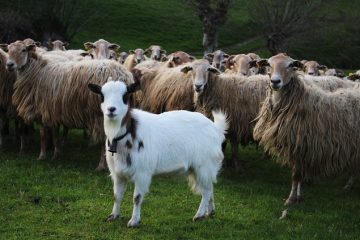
[107,128,130,155]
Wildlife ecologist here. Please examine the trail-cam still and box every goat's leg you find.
[38,125,47,160]
[230,139,243,173]
[127,176,151,227]
[107,177,127,221]
[52,126,62,160]
[95,145,108,171]
[193,187,212,221]
[343,176,356,191]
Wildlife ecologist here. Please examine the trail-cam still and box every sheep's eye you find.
[22,49,26,52]
[123,93,129,104]
[100,94,104,102]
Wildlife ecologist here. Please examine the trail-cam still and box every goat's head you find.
[181,59,220,93]
[145,45,166,61]
[303,60,327,76]
[88,79,139,121]
[129,48,146,64]
[6,41,36,71]
[259,53,303,91]
[84,39,120,60]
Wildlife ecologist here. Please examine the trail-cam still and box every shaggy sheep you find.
[118,52,129,64]
[123,49,147,71]
[324,68,345,78]
[225,54,257,76]
[204,50,229,72]
[253,53,360,205]
[5,41,133,170]
[181,59,269,172]
[302,60,327,76]
[166,51,195,68]
[48,40,69,51]
[88,80,227,227]
[145,45,166,61]
[84,39,120,60]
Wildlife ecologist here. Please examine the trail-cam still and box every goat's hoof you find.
[105,214,119,222]
[95,165,107,172]
[127,219,141,228]
[284,196,301,206]
[193,215,206,222]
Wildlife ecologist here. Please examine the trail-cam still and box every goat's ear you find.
[257,59,270,68]
[88,83,102,94]
[180,66,192,73]
[109,44,120,50]
[318,65,327,70]
[26,44,36,52]
[208,67,221,75]
[84,42,95,50]
[249,60,257,68]
[129,50,135,54]
[0,44,8,51]
[288,60,303,69]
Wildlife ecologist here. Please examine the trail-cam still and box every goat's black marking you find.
[126,153,132,166]
[138,140,144,152]
[134,194,141,205]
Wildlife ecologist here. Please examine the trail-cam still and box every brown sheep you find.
[166,51,195,68]
[204,50,229,72]
[254,53,360,205]
[84,39,120,60]
[225,54,257,76]
[6,41,133,170]
[181,59,269,173]
[302,60,327,76]
[123,48,147,71]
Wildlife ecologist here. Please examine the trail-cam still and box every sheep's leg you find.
[285,168,302,205]
[206,186,215,217]
[18,120,30,155]
[107,177,127,221]
[230,139,243,173]
[0,114,4,149]
[52,126,62,160]
[95,145,108,171]
[3,117,9,136]
[38,125,47,160]
[193,187,212,221]
[61,126,69,147]
[127,176,151,227]
[343,176,356,191]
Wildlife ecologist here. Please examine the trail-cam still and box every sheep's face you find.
[88,81,134,122]
[129,49,146,64]
[109,50,118,61]
[205,50,229,72]
[146,45,166,61]
[181,60,220,93]
[118,52,128,64]
[303,61,327,76]
[51,40,68,51]
[84,39,120,60]
[227,54,257,76]
[6,41,36,71]
[167,51,195,67]
[261,53,303,91]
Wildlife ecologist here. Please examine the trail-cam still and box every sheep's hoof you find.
[193,215,206,222]
[127,219,141,228]
[105,214,119,222]
[207,210,216,218]
[38,154,46,161]
[343,184,353,192]
[284,196,301,206]
[52,152,60,161]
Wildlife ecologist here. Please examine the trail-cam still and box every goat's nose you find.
[108,107,116,113]
[271,78,281,84]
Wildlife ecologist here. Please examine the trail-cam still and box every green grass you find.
[1,129,360,240]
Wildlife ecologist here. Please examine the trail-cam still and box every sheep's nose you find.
[6,62,14,68]
[136,59,141,64]
[195,84,202,92]
[108,107,116,113]
[308,72,314,75]
[215,63,220,69]
[270,78,281,84]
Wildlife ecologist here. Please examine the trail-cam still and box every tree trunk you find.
[203,30,218,55]
[267,34,286,55]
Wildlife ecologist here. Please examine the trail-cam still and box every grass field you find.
[0,128,359,240]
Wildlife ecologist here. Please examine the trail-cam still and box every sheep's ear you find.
[88,83,102,95]
[34,41,41,47]
[257,59,270,68]
[80,52,94,59]
[84,42,95,50]
[109,44,120,50]
[336,69,345,78]
[288,60,303,69]
[208,67,221,75]
[0,44,8,51]
[127,82,140,94]
[26,44,36,52]
[223,54,229,58]
[205,53,214,59]
[129,50,135,54]
[180,66,193,73]
[249,60,257,68]
[160,49,166,55]
[189,56,196,62]
[160,55,168,62]
[318,65,327,70]
[63,42,69,47]
[301,60,308,65]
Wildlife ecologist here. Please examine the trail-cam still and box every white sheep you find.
[88,80,228,227]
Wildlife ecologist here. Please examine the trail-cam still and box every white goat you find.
[88,80,228,227]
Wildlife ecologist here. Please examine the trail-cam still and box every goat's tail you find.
[212,110,229,135]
